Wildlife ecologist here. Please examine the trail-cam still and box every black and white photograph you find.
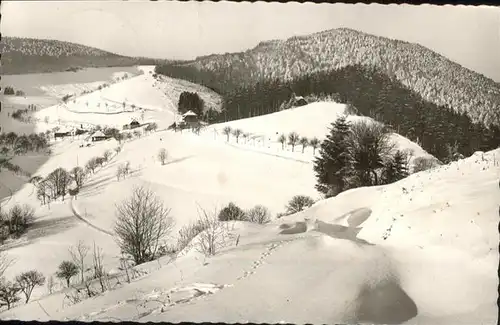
[0,1,499,324]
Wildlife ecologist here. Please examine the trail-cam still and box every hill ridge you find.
[175,27,500,128]
[0,36,170,75]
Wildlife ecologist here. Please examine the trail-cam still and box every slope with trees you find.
[0,37,173,75]
[157,28,500,128]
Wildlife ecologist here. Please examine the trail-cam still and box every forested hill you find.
[155,28,500,162]
[158,27,500,128]
[1,37,170,74]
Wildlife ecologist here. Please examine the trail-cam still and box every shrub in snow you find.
[413,156,441,173]
[6,204,35,237]
[218,202,247,221]
[133,130,142,138]
[196,207,228,256]
[176,218,211,253]
[246,205,271,224]
[158,148,168,165]
[285,195,315,215]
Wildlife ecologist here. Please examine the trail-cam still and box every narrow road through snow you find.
[69,197,113,236]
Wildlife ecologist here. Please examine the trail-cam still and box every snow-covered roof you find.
[182,110,198,117]
[91,130,106,138]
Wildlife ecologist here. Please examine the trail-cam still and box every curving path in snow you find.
[70,197,113,236]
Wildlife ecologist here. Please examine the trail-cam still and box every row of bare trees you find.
[277,133,320,154]
[33,148,119,206]
[218,126,321,154]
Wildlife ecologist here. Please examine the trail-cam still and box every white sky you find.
[2,1,500,81]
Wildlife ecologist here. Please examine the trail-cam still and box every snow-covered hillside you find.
[2,147,498,324]
[0,60,495,324]
[205,101,435,168]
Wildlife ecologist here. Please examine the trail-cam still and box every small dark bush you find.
[218,202,246,221]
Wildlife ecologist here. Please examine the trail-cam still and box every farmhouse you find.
[54,132,71,140]
[294,96,308,107]
[129,120,141,129]
[182,110,199,124]
[90,130,108,142]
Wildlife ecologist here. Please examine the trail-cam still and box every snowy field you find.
[2,147,498,324]
[0,64,497,324]
[203,102,435,167]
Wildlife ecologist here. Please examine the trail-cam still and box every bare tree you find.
[36,179,50,205]
[70,166,86,189]
[309,137,320,155]
[242,133,250,144]
[69,240,90,284]
[288,132,300,152]
[222,126,232,142]
[348,121,395,186]
[299,136,309,153]
[158,148,168,165]
[116,165,124,181]
[0,252,14,278]
[46,276,55,294]
[103,149,113,162]
[285,195,315,214]
[119,254,131,284]
[46,168,72,200]
[246,205,271,224]
[0,280,20,310]
[278,134,286,150]
[195,206,228,257]
[15,270,46,303]
[85,157,99,174]
[92,242,106,293]
[232,129,243,143]
[114,186,175,265]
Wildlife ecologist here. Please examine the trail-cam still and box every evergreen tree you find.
[313,115,352,197]
[382,150,409,184]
